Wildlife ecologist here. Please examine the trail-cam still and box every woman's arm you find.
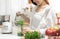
[16,13,30,26]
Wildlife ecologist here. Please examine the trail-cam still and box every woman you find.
[29,0,56,36]
[17,0,56,37]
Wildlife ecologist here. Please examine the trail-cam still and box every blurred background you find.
[0,0,60,23]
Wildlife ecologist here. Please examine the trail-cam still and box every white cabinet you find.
[0,0,6,15]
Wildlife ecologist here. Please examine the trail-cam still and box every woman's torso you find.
[30,5,51,29]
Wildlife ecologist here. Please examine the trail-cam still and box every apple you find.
[57,28,60,36]
[45,28,57,36]
[54,26,58,31]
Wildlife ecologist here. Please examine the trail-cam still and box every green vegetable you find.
[25,31,41,39]
[16,20,24,36]
[25,32,31,39]
[17,20,24,26]
[18,32,24,36]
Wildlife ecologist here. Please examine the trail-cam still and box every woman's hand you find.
[16,11,30,26]
[16,11,24,16]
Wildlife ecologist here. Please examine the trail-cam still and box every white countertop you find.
[0,25,48,39]
[0,34,48,39]
[0,34,20,39]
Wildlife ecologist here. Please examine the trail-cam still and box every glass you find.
[4,15,10,22]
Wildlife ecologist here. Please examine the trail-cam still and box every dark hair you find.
[31,0,49,5]
[44,0,49,5]
[31,0,37,5]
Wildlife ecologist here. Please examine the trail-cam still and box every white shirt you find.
[28,5,56,34]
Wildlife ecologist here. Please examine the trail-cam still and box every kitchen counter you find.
[0,34,48,39]
[0,25,48,39]
[0,34,20,39]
